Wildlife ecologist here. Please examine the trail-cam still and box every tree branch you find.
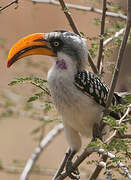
[55,148,131,180]
[105,104,131,143]
[20,124,63,180]
[121,118,131,123]
[53,148,70,180]
[105,0,131,112]
[89,155,108,180]
[116,134,131,139]
[58,0,80,36]
[103,28,125,47]
[31,82,51,96]
[92,7,131,174]
[32,0,127,20]
[0,0,18,12]
[98,161,112,180]
[97,0,107,73]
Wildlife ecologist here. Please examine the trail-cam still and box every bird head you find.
[7,30,88,69]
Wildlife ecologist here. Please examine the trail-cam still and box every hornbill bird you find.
[8,31,124,179]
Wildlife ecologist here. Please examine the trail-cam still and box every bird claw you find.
[66,160,80,179]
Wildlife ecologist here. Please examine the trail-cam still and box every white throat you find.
[47,52,77,85]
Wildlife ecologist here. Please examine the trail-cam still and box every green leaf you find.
[88,138,103,149]
[107,138,128,153]
[27,92,45,103]
[8,77,47,88]
[103,115,116,130]
[123,94,131,103]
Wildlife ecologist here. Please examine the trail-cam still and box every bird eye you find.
[53,41,60,47]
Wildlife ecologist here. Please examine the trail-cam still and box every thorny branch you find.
[0,0,18,12]
[88,155,108,180]
[53,148,70,180]
[20,124,63,180]
[58,0,80,36]
[32,0,127,20]
[105,0,131,111]
[105,104,131,143]
[91,10,131,178]
[121,118,131,123]
[98,161,112,180]
[55,148,131,180]
[97,0,107,74]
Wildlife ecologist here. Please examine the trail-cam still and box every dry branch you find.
[55,148,131,180]
[91,2,131,176]
[0,0,18,12]
[53,148,70,180]
[58,0,80,36]
[97,0,107,73]
[105,104,131,143]
[89,155,108,180]
[98,161,112,180]
[20,124,63,180]
[105,0,131,111]
[103,28,125,46]
[32,0,127,20]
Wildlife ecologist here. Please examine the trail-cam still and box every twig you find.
[116,134,131,139]
[55,148,95,180]
[97,0,107,73]
[88,55,98,74]
[106,170,112,180]
[98,162,112,180]
[32,0,127,20]
[121,118,131,123]
[105,0,131,112]
[53,148,70,180]
[31,82,51,96]
[58,0,98,74]
[0,0,18,12]
[103,28,125,47]
[20,123,64,180]
[89,155,108,180]
[105,104,131,143]
[58,0,80,35]
[55,148,131,180]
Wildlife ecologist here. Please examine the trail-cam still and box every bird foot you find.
[66,160,80,179]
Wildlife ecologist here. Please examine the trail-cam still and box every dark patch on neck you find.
[56,59,67,70]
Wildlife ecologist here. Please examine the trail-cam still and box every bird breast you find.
[47,65,104,137]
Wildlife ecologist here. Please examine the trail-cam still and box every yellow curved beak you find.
[7,33,56,68]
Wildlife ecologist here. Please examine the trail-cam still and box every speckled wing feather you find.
[74,70,120,107]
